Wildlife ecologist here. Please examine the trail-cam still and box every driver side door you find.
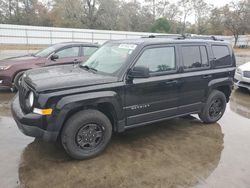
[125,45,182,127]
[47,46,81,66]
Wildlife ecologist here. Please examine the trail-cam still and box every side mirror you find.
[128,66,150,79]
[50,54,59,61]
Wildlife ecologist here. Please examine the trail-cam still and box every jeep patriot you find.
[11,36,236,159]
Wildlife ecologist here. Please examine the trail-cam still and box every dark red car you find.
[0,42,99,91]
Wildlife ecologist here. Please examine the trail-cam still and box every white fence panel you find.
[0,24,164,45]
[0,24,249,47]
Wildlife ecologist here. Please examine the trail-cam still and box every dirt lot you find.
[234,48,250,65]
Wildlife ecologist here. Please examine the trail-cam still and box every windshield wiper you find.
[80,65,98,73]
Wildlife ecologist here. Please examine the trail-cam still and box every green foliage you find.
[0,0,250,37]
[150,18,170,33]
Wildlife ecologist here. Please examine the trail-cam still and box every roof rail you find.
[142,34,224,41]
[141,34,182,39]
[180,35,224,41]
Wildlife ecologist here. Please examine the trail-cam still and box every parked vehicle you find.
[0,42,99,91]
[11,36,236,159]
[234,62,250,91]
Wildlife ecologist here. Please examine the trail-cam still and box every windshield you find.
[35,46,56,57]
[80,43,137,74]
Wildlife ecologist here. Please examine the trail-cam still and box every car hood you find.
[0,55,42,66]
[23,65,117,92]
[239,62,250,71]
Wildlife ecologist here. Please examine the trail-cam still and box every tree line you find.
[1,0,250,45]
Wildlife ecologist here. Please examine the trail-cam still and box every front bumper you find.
[11,95,58,141]
[234,72,250,90]
[0,75,12,88]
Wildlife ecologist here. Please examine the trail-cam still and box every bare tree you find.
[192,0,212,34]
[178,0,193,34]
[83,0,98,28]
[207,8,224,35]
[1,0,250,37]
[96,0,120,30]
[223,1,248,46]
[163,3,181,22]
[145,0,169,20]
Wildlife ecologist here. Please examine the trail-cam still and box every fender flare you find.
[207,77,233,99]
[51,91,124,132]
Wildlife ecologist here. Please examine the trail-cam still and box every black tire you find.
[198,90,227,124]
[13,71,24,91]
[61,109,112,160]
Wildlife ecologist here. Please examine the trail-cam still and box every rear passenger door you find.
[178,44,212,114]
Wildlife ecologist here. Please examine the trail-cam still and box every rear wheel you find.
[61,109,112,160]
[199,90,227,124]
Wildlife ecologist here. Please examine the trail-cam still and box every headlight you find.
[0,65,11,71]
[28,91,34,108]
[236,68,242,75]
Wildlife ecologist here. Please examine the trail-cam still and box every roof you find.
[109,36,230,46]
[53,41,99,48]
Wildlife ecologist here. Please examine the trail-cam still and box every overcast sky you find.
[205,0,232,7]
[190,0,233,22]
[137,0,233,6]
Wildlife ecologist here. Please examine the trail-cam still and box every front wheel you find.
[199,90,227,124]
[61,109,112,160]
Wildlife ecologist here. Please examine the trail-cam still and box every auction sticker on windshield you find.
[118,44,137,50]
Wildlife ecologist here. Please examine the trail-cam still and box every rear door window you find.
[181,45,209,70]
[212,45,231,67]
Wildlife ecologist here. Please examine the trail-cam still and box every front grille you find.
[241,81,250,86]
[243,71,250,78]
[19,80,30,113]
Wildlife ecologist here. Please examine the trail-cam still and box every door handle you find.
[203,75,212,79]
[165,80,178,85]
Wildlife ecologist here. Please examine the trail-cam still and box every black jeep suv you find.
[12,36,236,159]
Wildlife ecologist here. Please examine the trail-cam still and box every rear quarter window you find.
[181,45,209,70]
[212,45,232,67]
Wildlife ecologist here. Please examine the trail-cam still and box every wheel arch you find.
[53,91,124,139]
[215,85,231,102]
[208,77,233,102]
